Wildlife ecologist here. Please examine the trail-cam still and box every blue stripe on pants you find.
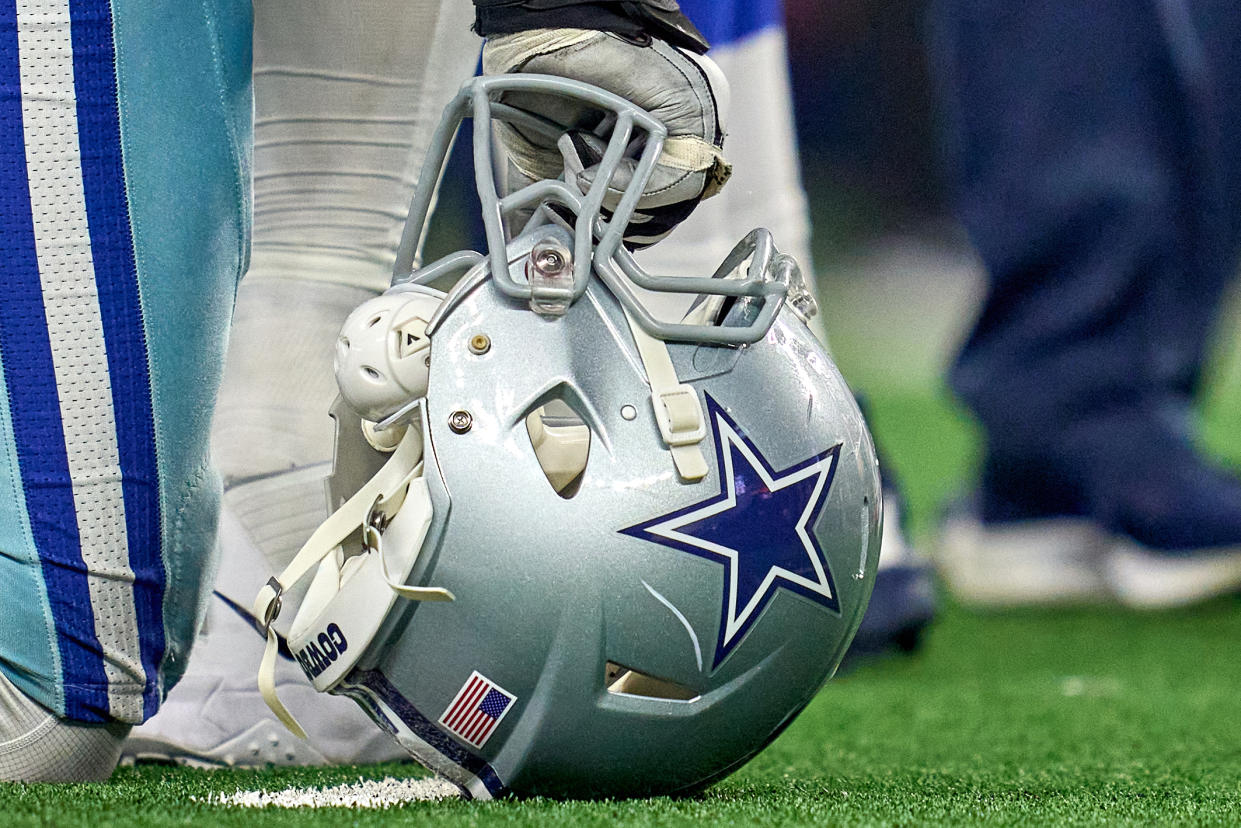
[0,0,251,724]
[68,0,163,719]
[0,5,110,721]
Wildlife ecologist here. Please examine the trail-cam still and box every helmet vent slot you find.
[605,662,699,702]
[524,396,590,498]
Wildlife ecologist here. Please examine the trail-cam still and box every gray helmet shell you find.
[317,74,880,800]
[331,259,879,799]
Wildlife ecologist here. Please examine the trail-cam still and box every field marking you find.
[197,776,459,809]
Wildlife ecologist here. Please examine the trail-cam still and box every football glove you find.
[482,28,732,248]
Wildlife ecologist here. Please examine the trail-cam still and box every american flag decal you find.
[439,671,516,748]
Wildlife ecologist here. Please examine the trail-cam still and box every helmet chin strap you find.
[621,308,708,481]
[252,422,453,739]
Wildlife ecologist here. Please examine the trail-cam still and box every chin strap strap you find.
[252,425,453,739]
[622,309,708,481]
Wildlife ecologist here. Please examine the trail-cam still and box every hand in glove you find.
[483,28,731,248]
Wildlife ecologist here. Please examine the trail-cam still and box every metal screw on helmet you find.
[469,334,492,355]
[528,238,574,317]
[448,410,473,434]
[534,242,567,273]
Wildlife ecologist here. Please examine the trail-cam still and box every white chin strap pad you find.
[253,424,452,740]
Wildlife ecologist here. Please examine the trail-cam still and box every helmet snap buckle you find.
[652,385,706,447]
[261,577,284,632]
[363,493,393,553]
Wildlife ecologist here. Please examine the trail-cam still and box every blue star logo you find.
[621,394,841,669]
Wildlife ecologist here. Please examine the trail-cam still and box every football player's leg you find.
[1098,0,1241,607]
[930,0,1174,604]
[124,0,482,767]
[1146,0,1241,403]
[930,0,1241,607]
[0,0,251,780]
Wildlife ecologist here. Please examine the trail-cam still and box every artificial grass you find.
[5,383,1239,825]
[4,596,1240,827]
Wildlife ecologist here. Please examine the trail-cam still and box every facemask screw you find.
[468,334,491,355]
[448,410,474,434]
[532,241,569,275]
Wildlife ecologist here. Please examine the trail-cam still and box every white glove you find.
[483,28,732,248]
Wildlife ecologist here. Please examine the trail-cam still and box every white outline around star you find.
[627,399,840,664]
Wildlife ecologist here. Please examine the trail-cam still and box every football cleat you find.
[122,481,407,768]
[1105,537,1241,609]
[938,386,1241,610]
[122,592,406,768]
[250,74,881,799]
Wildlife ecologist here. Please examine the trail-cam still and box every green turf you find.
[4,271,1241,827]
[5,594,1241,827]
[6,383,1240,826]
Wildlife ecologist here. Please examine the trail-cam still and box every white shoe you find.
[0,669,129,782]
[937,512,1111,607]
[939,510,1241,610]
[123,591,404,767]
[1105,538,1241,609]
[123,476,407,768]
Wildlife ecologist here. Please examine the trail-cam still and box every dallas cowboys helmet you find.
[254,74,881,800]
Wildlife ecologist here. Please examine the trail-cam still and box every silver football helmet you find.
[254,74,880,800]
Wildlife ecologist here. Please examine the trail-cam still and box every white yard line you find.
[198,776,460,809]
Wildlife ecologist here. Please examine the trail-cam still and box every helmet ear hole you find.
[524,394,591,498]
[605,662,699,702]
